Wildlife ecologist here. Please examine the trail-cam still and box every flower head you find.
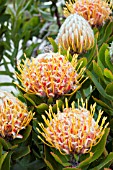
[0,90,33,139]
[56,14,94,53]
[63,0,112,26]
[16,52,86,98]
[38,99,108,154]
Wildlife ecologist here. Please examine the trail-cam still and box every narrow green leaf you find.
[2,151,13,170]
[27,159,46,170]
[92,96,113,111]
[104,68,113,80]
[98,22,113,46]
[93,60,104,81]
[98,43,108,70]
[51,152,71,167]
[105,49,113,72]
[77,57,87,70]
[90,152,113,170]
[105,82,113,96]
[63,167,81,170]
[48,37,58,52]
[86,70,113,100]
[38,8,54,21]
[24,43,39,58]
[44,159,55,170]
[36,103,49,114]
[0,152,8,170]
[0,138,12,150]
[44,145,62,170]
[0,83,15,87]
[0,71,13,77]
[12,146,30,160]
[52,100,63,113]
[0,14,10,23]
[24,93,36,106]
[0,143,2,157]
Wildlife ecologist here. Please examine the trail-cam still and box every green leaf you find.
[44,145,62,170]
[90,152,113,170]
[63,167,81,170]
[0,71,14,77]
[0,143,2,157]
[104,68,113,80]
[24,93,36,106]
[27,159,46,170]
[0,0,7,6]
[98,43,108,70]
[36,103,49,114]
[12,146,30,160]
[51,152,71,167]
[38,8,54,21]
[92,96,113,111]
[11,125,32,144]
[0,152,8,170]
[48,37,58,52]
[0,138,12,150]
[0,14,10,23]
[78,128,109,168]
[105,82,113,96]
[93,60,104,81]
[85,37,97,65]
[22,16,39,33]
[0,83,15,87]
[98,22,113,46]
[109,119,113,132]
[52,100,63,113]
[105,49,113,72]
[2,151,13,170]
[86,70,113,101]
[24,43,39,58]
[44,159,55,170]
[77,57,87,70]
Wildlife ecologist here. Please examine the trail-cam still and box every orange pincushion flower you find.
[0,90,33,139]
[38,99,109,154]
[16,53,86,98]
[64,0,112,26]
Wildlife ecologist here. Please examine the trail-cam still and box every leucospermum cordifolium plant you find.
[63,0,113,26]
[56,13,94,53]
[1,0,113,170]
[16,52,86,98]
[0,90,33,139]
[38,99,109,155]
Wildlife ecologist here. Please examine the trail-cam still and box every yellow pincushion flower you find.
[16,52,86,98]
[64,0,112,26]
[0,90,33,139]
[56,13,94,53]
[38,99,109,154]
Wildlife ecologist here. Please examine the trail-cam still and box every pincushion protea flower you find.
[56,14,94,53]
[0,90,33,139]
[16,52,86,98]
[63,0,112,26]
[38,99,109,154]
